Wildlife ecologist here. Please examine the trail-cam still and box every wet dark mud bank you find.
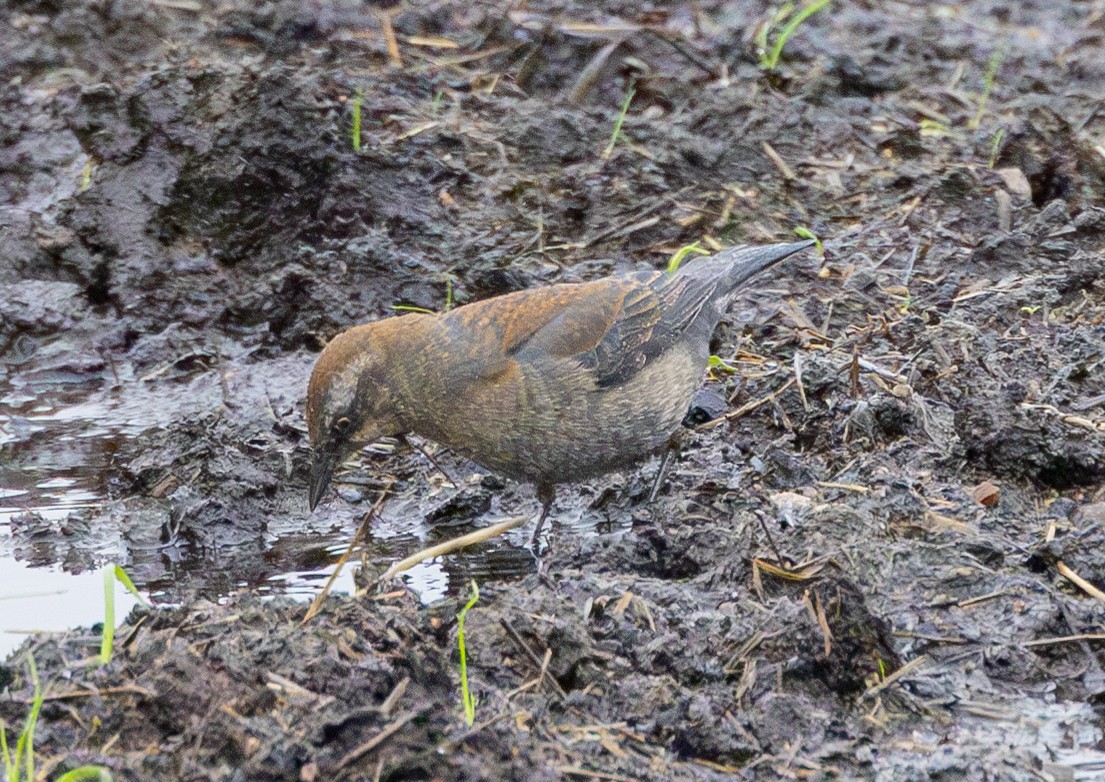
[3,0,1105,779]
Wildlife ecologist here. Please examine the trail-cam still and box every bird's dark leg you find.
[531,483,556,545]
[647,433,684,504]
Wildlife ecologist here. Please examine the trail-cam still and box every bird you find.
[306,239,815,539]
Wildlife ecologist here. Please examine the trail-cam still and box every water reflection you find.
[0,370,546,658]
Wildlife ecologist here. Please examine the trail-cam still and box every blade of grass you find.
[601,85,636,160]
[351,88,363,152]
[113,565,150,608]
[10,655,43,782]
[456,580,480,726]
[56,767,114,782]
[987,127,1006,168]
[101,564,149,665]
[708,354,738,373]
[969,46,1004,130]
[1,718,11,780]
[761,0,832,71]
[793,226,823,253]
[665,241,709,274]
[100,566,115,665]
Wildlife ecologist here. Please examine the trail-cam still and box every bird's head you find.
[305,323,406,510]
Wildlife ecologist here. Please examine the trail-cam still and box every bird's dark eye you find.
[334,416,352,433]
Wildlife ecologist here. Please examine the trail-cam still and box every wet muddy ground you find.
[3,0,1105,779]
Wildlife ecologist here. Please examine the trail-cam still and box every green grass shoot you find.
[100,564,149,666]
[665,241,710,274]
[430,90,445,115]
[390,304,436,314]
[55,767,114,781]
[987,127,1005,168]
[1,655,43,782]
[351,89,363,152]
[393,279,454,315]
[708,355,738,373]
[793,226,823,253]
[754,5,788,60]
[601,85,636,160]
[760,0,833,71]
[919,118,957,138]
[456,580,480,726]
[969,46,1004,130]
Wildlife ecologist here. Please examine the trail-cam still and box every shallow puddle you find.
[0,557,141,657]
[0,376,541,654]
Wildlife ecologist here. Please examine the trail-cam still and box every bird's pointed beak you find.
[722,239,817,288]
[308,447,339,511]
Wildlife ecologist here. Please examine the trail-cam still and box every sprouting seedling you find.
[1,654,43,782]
[456,580,480,726]
[55,766,115,781]
[665,241,710,274]
[793,226,823,254]
[919,118,958,138]
[430,90,445,115]
[601,84,636,160]
[391,304,436,314]
[754,5,788,61]
[707,354,739,375]
[987,127,1006,169]
[79,159,93,192]
[969,45,1005,130]
[759,0,833,71]
[351,89,364,152]
[393,278,454,315]
[100,563,150,665]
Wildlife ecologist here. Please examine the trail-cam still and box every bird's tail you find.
[680,239,816,294]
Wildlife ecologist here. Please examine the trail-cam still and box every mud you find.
[3,0,1105,779]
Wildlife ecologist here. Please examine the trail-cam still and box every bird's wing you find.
[503,272,721,388]
[439,242,810,393]
[575,272,720,387]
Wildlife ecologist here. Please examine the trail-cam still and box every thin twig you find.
[499,618,568,700]
[699,378,797,430]
[402,435,457,487]
[762,141,796,180]
[303,480,394,623]
[957,589,1011,608]
[368,515,529,587]
[1057,560,1105,604]
[861,655,927,701]
[379,10,403,68]
[557,767,636,782]
[646,30,717,76]
[1023,633,1105,647]
[335,709,420,771]
[753,521,787,571]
